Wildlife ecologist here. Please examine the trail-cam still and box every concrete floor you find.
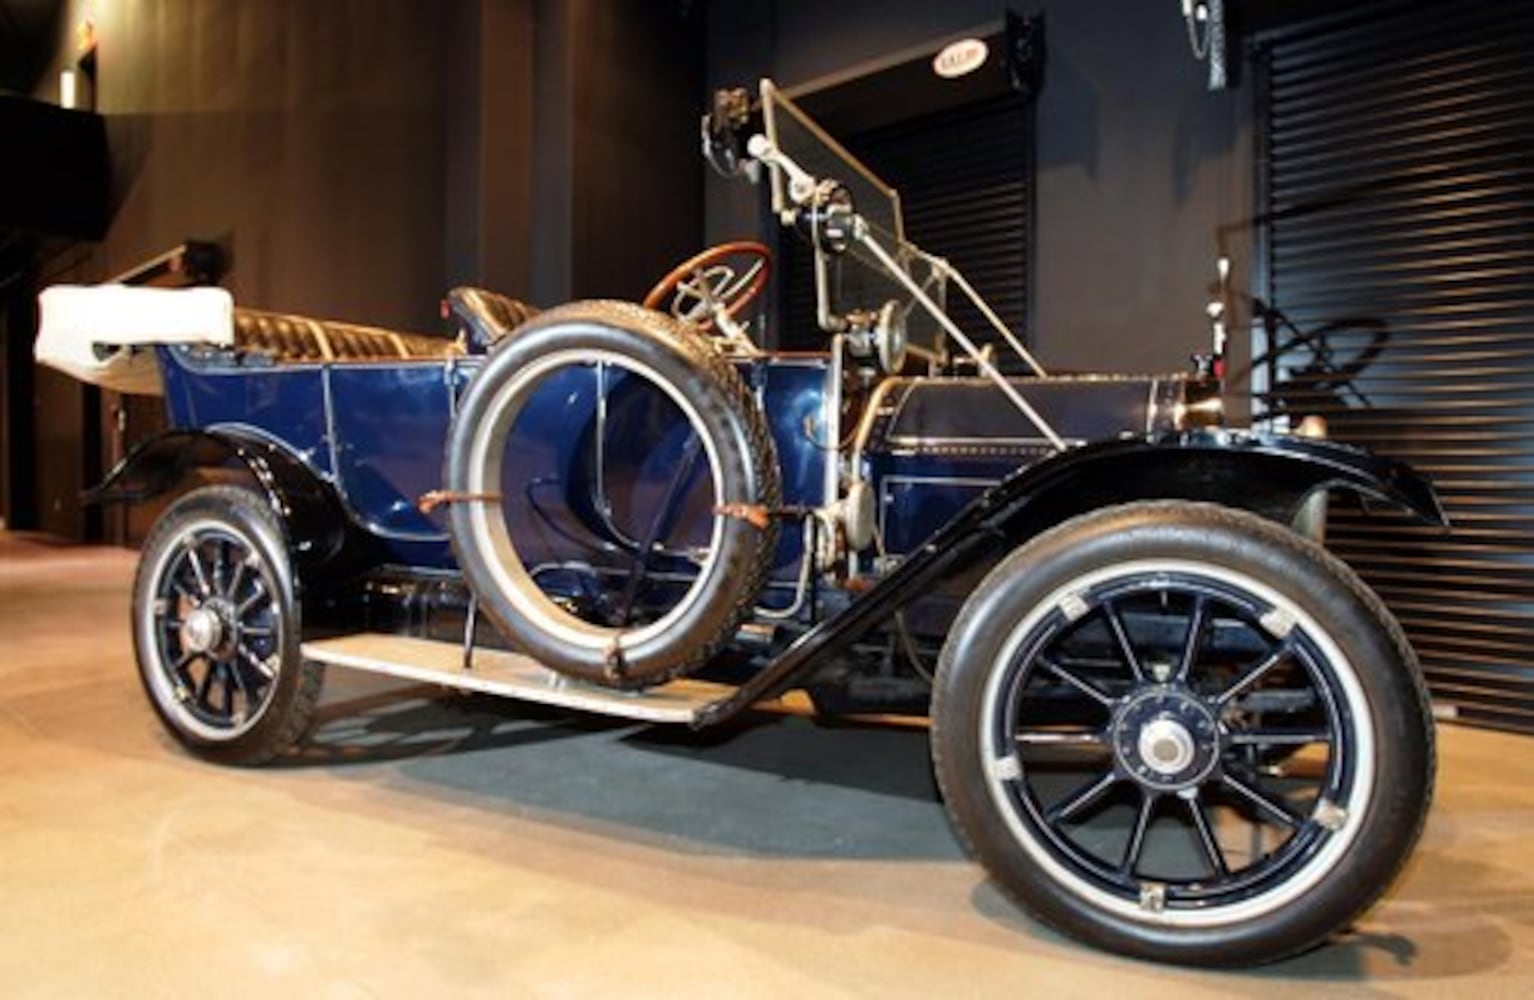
[3,534,1533,998]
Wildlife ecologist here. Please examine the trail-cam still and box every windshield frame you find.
[759,79,906,247]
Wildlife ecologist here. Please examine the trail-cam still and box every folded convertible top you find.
[35,284,235,394]
[34,284,457,395]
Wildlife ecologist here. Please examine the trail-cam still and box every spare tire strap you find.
[417,489,503,515]
[713,503,773,531]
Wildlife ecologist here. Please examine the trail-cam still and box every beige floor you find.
[2,535,1533,998]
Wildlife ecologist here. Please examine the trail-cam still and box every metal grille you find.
[779,95,1034,357]
[1258,0,1534,732]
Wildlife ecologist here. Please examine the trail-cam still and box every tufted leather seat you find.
[232,308,459,363]
[445,286,541,353]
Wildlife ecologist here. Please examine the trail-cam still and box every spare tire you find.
[444,300,780,688]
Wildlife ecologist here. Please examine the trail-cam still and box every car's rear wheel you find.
[132,485,323,765]
[932,501,1434,965]
[445,300,780,688]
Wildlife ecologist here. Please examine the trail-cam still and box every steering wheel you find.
[643,241,771,332]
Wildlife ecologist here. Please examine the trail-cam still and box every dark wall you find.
[571,1,704,302]
[706,0,1254,377]
[444,0,536,301]
[8,0,702,540]
[28,0,705,331]
[83,0,450,329]
[12,0,453,540]
[531,0,704,304]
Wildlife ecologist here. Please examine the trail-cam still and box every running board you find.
[300,633,737,724]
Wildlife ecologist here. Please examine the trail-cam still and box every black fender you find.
[695,429,1443,726]
[84,428,350,568]
[983,429,1446,540]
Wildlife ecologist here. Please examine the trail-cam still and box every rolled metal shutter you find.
[1257,0,1534,732]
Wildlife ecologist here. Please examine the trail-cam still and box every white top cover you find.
[34,284,236,395]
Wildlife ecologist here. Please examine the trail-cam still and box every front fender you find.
[987,429,1447,539]
[85,428,350,566]
[694,430,1445,726]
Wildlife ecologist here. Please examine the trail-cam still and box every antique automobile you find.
[36,80,1443,966]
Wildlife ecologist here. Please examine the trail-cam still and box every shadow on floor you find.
[277,675,953,862]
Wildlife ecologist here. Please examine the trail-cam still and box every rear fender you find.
[85,428,350,567]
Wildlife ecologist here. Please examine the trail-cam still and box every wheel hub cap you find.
[181,606,224,654]
[1112,688,1221,791]
[180,600,237,659]
[1139,717,1196,775]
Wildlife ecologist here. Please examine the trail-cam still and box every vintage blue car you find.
[37,80,1444,967]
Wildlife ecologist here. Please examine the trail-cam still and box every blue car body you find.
[152,338,1190,626]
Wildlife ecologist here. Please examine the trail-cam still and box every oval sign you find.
[933,38,989,80]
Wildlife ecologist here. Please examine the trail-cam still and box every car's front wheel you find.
[931,501,1434,965]
[132,485,323,765]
